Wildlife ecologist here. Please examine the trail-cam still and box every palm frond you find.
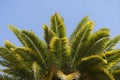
[71,21,94,68]
[8,26,48,67]
[76,55,107,72]
[0,47,33,79]
[70,16,89,41]
[84,37,109,56]
[49,37,70,70]
[11,47,47,73]
[78,28,110,58]
[4,40,16,50]
[42,24,56,46]
[100,35,120,53]
[101,49,120,69]
[0,47,20,66]
[8,25,25,45]
[20,30,47,68]
[11,47,37,62]
[50,12,66,38]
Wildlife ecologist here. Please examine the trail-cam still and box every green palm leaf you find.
[80,28,110,58]
[71,21,94,68]
[42,24,56,45]
[101,49,120,69]
[12,47,38,62]
[8,25,25,45]
[76,55,107,72]
[20,30,47,68]
[0,47,20,66]
[101,35,120,53]
[4,40,16,50]
[49,37,70,70]
[12,47,46,74]
[50,13,66,38]
[70,16,89,41]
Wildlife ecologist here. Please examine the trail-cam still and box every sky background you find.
[0,0,120,47]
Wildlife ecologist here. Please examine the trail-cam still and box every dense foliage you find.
[0,13,120,80]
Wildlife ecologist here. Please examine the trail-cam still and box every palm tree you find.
[0,13,120,80]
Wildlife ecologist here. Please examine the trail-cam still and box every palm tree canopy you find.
[0,13,120,80]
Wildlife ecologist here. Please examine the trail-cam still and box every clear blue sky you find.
[0,0,120,46]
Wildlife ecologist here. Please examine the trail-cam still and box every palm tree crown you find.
[0,13,120,80]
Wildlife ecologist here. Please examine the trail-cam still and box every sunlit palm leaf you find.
[43,24,56,45]
[50,13,66,38]
[70,16,89,42]
[71,21,94,68]
[76,55,107,72]
[4,40,16,50]
[49,37,70,69]
[101,35,120,53]
[8,25,25,45]
[20,30,47,68]
[79,28,110,58]
[101,49,120,69]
